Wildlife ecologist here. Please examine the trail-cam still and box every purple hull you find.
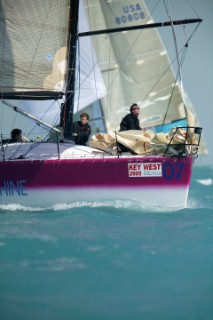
[0,155,193,208]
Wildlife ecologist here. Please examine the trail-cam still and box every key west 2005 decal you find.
[128,162,185,180]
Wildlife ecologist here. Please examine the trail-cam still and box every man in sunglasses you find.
[119,103,142,131]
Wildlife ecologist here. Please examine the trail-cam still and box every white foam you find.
[0,204,44,212]
[186,197,200,209]
[0,199,184,213]
[196,178,212,186]
[51,199,183,213]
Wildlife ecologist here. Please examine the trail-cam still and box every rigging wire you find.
[159,0,202,131]
[139,18,201,109]
[0,3,19,138]
[76,0,202,134]
[73,0,110,131]
[74,0,100,115]
[0,3,6,137]
[88,1,100,109]
[138,0,202,131]
[26,99,60,138]
[163,0,185,104]
[96,0,162,99]
[74,38,81,116]
[185,0,200,18]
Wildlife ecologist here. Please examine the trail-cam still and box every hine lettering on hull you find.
[0,180,27,196]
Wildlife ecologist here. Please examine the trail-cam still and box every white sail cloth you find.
[89,129,199,156]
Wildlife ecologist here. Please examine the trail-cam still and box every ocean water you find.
[0,165,213,320]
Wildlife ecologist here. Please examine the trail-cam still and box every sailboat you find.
[0,0,205,208]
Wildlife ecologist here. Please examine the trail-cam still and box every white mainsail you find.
[0,0,105,138]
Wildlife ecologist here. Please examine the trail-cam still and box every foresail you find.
[79,0,191,132]
[0,0,70,99]
[75,1,106,111]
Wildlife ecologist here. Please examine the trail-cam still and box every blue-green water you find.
[0,165,213,320]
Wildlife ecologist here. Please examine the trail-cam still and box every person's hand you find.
[72,133,77,136]
[21,136,30,142]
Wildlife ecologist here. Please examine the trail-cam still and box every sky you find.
[179,0,213,165]
[148,0,213,165]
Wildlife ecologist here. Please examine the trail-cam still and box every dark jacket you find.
[72,121,91,145]
[119,113,141,131]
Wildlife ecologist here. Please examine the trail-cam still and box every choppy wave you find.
[0,199,189,213]
[0,203,45,212]
[0,195,212,213]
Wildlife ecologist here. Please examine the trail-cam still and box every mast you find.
[63,0,79,139]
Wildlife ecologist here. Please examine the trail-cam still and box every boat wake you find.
[0,199,186,213]
[186,196,213,211]
[0,196,211,213]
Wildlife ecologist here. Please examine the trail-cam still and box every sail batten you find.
[0,91,64,100]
